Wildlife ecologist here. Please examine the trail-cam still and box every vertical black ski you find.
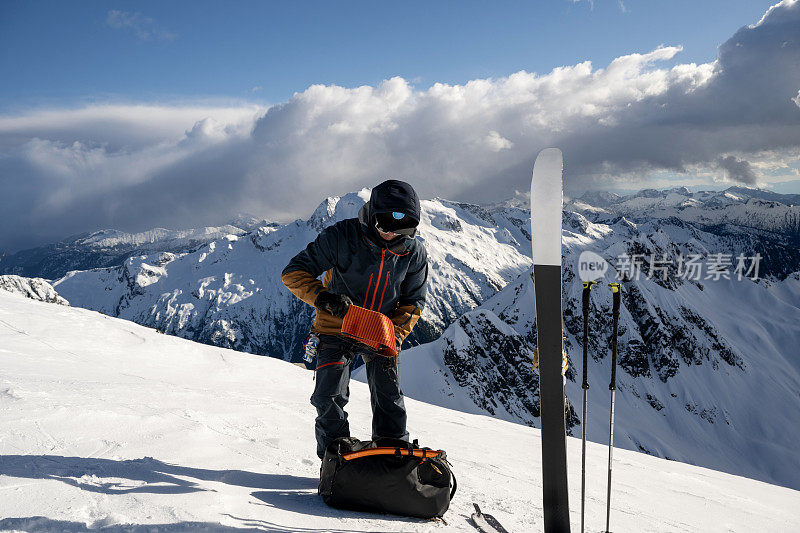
[531,147,571,533]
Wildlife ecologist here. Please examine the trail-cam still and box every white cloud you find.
[1,1,799,251]
[0,104,263,151]
[485,131,513,152]
[752,0,798,28]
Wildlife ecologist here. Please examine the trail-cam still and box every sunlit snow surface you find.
[0,291,797,532]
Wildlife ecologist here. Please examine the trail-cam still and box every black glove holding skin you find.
[314,291,353,319]
[377,334,403,357]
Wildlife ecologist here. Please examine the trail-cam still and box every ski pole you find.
[604,282,621,533]
[580,280,597,533]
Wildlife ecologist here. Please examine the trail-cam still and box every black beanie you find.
[369,180,421,230]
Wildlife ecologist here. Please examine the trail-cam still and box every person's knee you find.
[311,392,346,411]
[310,392,329,408]
[374,381,404,402]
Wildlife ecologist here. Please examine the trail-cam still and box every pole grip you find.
[609,283,621,391]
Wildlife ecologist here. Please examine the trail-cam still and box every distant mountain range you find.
[0,215,275,280]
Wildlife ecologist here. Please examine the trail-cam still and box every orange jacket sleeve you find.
[390,303,422,341]
[281,270,324,307]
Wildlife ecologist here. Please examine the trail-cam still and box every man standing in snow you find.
[281,180,428,460]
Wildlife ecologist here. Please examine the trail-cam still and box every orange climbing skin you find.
[341,305,397,357]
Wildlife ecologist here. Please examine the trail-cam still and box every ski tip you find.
[531,147,564,190]
[535,147,563,166]
[539,146,562,157]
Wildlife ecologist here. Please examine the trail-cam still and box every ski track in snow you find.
[0,291,798,532]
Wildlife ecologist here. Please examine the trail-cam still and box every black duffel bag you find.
[319,437,457,519]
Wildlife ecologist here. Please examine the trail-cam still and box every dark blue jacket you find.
[282,200,428,341]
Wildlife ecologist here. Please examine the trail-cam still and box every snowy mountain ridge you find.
[0,217,275,280]
[51,186,800,363]
[567,186,800,238]
[0,275,69,306]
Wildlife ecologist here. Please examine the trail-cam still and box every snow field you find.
[0,291,798,532]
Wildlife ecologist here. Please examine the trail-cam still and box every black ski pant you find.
[310,334,408,459]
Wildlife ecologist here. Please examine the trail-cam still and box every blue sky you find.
[0,0,799,251]
[0,0,778,109]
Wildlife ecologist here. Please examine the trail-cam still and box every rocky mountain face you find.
[0,275,69,305]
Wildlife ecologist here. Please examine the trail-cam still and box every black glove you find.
[314,291,353,319]
[377,334,403,357]
[382,356,398,380]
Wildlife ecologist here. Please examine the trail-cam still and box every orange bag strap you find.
[342,447,443,461]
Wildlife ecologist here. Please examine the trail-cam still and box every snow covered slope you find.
[0,275,69,305]
[368,211,800,491]
[0,291,798,532]
[54,191,533,360]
